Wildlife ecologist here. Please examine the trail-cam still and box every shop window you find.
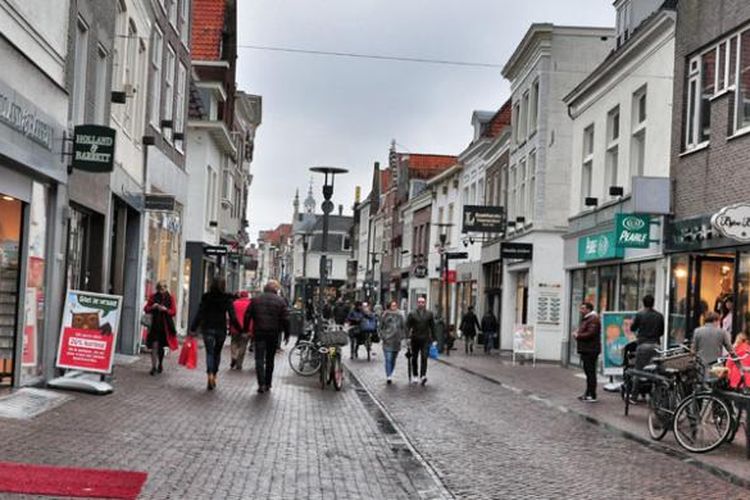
[669,256,689,346]
[738,252,750,338]
[569,270,585,365]
[598,266,618,312]
[0,195,22,387]
[620,263,639,311]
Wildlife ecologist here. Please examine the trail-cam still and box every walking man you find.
[244,280,289,393]
[574,302,600,402]
[460,306,481,355]
[629,294,664,401]
[230,291,252,370]
[406,296,436,386]
[481,309,499,354]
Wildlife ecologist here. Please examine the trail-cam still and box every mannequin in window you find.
[722,296,734,338]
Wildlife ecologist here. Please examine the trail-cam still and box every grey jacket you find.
[693,324,733,365]
[380,310,405,351]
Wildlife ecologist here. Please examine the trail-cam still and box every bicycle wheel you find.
[673,393,732,453]
[333,353,344,391]
[647,384,670,441]
[289,342,321,376]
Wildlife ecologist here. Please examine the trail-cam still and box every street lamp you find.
[301,229,312,306]
[309,166,348,336]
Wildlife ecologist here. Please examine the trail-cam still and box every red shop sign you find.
[443,270,457,284]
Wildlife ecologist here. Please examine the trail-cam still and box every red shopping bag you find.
[167,332,179,351]
[178,337,197,369]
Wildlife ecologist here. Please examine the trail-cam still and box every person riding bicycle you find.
[629,295,664,402]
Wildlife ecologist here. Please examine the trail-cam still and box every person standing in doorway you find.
[460,306,481,355]
[244,280,289,393]
[693,311,734,366]
[481,309,499,354]
[230,291,252,370]
[574,302,601,402]
[144,282,177,375]
[629,294,664,402]
[380,300,406,384]
[189,277,241,390]
[722,297,734,339]
[406,296,436,386]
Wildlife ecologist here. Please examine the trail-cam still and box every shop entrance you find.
[0,195,23,387]
[669,253,735,344]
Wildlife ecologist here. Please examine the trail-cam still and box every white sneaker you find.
[411,379,419,385]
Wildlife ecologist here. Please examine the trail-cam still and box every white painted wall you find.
[184,130,220,245]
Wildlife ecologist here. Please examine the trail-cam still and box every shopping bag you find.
[178,337,198,369]
[428,343,439,360]
[167,332,179,351]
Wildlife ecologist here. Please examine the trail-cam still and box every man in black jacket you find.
[406,296,436,386]
[629,294,664,402]
[460,306,481,355]
[244,280,289,393]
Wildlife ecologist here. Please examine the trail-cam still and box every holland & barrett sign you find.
[578,232,624,262]
[615,214,650,249]
[72,125,116,172]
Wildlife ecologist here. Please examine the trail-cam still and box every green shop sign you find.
[615,213,651,249]
[578,232,624,262]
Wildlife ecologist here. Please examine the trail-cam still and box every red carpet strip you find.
[0,460,147,499]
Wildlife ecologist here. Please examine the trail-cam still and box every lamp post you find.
[309,166,348,336]
[434,223,453,353]
[301,230,311,306]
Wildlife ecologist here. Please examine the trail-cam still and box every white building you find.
[500,24,615,361]
[561,1,675,365]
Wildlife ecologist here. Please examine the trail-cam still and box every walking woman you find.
[481,309,499,354]
[144,282,177,375]
[189,277,241,390]
[380,300,406,384]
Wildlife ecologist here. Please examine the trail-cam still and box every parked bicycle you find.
[318,325,348,391]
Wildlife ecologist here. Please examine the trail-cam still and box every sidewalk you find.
[438,346,750,487]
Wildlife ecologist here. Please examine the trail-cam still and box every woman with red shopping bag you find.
[144,282,178,375]
[179,337,198,369]
[189,276,242,390]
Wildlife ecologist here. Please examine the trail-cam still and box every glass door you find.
[0,194,23,387]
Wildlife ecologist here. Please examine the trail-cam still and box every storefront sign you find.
[462,205,504,233]
[204,245,228,256]
[600,311,637,375]
[0,82,55,150]
[72,125,116,172]
[413,264,428,278]
[615,213,650,248]
[56,291,122,374]
[711,203,750,242]
[501,242,533,260]
[536,284,562,325]
[144,194,176,211]
[512,324,535,354]
[665,215,731,252]
[577,232,624,262]
[445,251,468,260]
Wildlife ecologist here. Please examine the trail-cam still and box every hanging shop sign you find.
[501,242,533,260]
[72,125,116,172]
[600,311,637,375]
[413,264,428,278]
[445,251,468,260]
[615,213,650,248]
[711,203,750,243]
[577,231,624,262]
[56,290,122,374]
[462,205,505,233]
[144,194,176,212]
[204,245,229,256]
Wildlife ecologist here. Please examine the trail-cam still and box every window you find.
[685,49,714,148]
[123,19,137,134]
[616,0,631,47]
[470,183,476,206]
[581,124,594,208]
[518,159,526,220]
[72,17,89,125]
[529,79,539,134]
[513,102,520,144]
[175,62,187,151]
[343,235,352,251]
[521,91,529,139]
[180,0,190,45]
[527,152,536,221]
[164,45,176,142]
[605,146,618,198]
[462,186,469,206]
[477,178,484,205]
[447,203,454,244]
[508,165,516,220]
[94,45,108,125]
[607,106,620,143]
[631,129,645,179]
[205,166,217,227]
[583,124,594,157]
[149,27,163,127]
[169,0,178,30]
[438,207,444,226]
[737,30,750,130]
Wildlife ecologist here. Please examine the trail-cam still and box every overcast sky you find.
[237,1,614,242]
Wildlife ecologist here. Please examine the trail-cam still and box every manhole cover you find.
[0,388,72,420]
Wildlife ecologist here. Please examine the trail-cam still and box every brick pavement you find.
[346,345,750,499]
[0,343,434,499]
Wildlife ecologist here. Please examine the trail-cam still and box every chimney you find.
[338,204,343,216]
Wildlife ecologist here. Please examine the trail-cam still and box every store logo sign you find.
[615,213,650,249]
[0,86,54,150]
[712,204,750,242]
[578,231,624,262]
[72,125,116,173]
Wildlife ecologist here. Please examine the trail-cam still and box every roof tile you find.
[192,0,226,60]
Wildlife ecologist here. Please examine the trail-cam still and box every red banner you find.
[57,327,116,373]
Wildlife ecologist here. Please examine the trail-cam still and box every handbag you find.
[140,312,152,328]
[428,343,439,360]
[178,337,198,369]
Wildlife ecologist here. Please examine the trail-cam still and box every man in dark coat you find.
[244,280,289,393]
[629,294,664,401]
[574,302,601,402]
[460,306,481,355]
[406,296,436,386]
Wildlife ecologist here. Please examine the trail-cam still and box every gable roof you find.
[192,0,226,60]
[404,154,457,180]
[483,99,513,138]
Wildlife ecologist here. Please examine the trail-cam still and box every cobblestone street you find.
[345,348,750,499]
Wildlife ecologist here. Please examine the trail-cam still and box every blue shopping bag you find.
[428,343,439,360]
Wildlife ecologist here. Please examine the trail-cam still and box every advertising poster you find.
[601,311,637,375]
[56,290,123,374]
[21,288,37,366]
[513,324,535,354]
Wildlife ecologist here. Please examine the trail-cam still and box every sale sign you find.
[56,290,122,374]
[22,288,37,367]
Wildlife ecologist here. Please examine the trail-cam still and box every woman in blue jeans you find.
[380,300,406,384]
[189,277,241,390]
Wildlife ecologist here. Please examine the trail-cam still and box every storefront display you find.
[0,195,22,387]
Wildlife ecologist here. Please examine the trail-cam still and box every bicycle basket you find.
[655,352,695,372]
[319,329,349,346]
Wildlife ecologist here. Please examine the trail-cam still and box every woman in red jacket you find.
[144,282,177,375]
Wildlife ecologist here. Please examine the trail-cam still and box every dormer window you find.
[616,0,631,47]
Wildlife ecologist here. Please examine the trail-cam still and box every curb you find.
[437,358,750,491]
[344,365,455,500]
